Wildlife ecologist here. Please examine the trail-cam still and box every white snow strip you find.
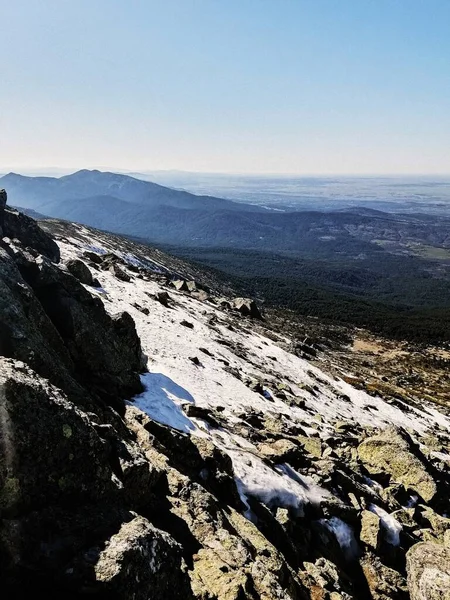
[321,517,359,559]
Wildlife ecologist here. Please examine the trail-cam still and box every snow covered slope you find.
[55,223,450,518]
[23,217,449,599]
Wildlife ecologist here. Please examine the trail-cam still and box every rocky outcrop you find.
[0,359,118,517]
[0,358,186,597]
[2,196,60,262]
[0,238,145,412]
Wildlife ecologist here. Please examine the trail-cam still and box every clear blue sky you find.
[1,0,449,174]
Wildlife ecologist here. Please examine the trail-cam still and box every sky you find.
[1,0,450,175]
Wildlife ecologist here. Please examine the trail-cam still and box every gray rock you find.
[360,510,382,550]
[0,358,124,590]
[110,262,131,282]
[406,542,450,600]
[171,279,197,292]
[156,290,171,306]
[66,258,95,285]
[0,243,145,413]
[360,552,408,599]
[0,358,118,516]
[94,516,193,599]
[23,256,146,410]
[357,427,437,502]
[83,249,103,264]
[232,297,263,319]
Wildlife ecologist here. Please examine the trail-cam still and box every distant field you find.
[408,244,450,261]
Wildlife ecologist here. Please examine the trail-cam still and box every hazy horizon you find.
[2,167,450,179]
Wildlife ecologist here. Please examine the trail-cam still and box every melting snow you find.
[321,517,359,559]
[133,372,199,435]
[369,504,403,546]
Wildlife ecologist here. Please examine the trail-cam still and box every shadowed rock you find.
[66,258,95,285]
[93,516,193,600]
[2,199,60,262]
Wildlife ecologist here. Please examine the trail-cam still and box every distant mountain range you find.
[1,170,449,260]
[0,169,259,212]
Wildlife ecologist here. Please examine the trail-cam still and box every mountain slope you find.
[1,195,450,598]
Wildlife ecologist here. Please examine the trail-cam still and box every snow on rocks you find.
[369,504,403,547]
[54,226,450,522]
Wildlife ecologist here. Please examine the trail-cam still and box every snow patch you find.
[133,372,199,435]
[321,517,359,559]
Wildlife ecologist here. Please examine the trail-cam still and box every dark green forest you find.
[160,245,450,345]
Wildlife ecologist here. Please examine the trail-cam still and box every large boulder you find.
[171,279,197,293]
[0,358,122,588]
[18,254,146,411]
[357,428,437,502]
[0,244,84,405]
[66,258,95,286]
[360,553,408,599]
[406,542,450,600]
[0,358,118,517]
[94,516,193,599]
[232,297,263,319]
[0,358,182,597]
[0,231,146,413]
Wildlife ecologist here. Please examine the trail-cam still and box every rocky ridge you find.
[1,191,450,599]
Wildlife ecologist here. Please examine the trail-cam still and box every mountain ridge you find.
[0,169,263,212]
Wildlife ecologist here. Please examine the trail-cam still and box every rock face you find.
[0,244,145,412]
[406,542,450,600]
[358,427,437,502]
[0,358,117,517]
[0,358,132,594]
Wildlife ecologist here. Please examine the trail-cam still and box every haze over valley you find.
[3,169,450,344]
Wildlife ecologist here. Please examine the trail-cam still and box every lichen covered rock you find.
[406,542,450,600]
[94,516,192,600]
[357,428,437,502]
